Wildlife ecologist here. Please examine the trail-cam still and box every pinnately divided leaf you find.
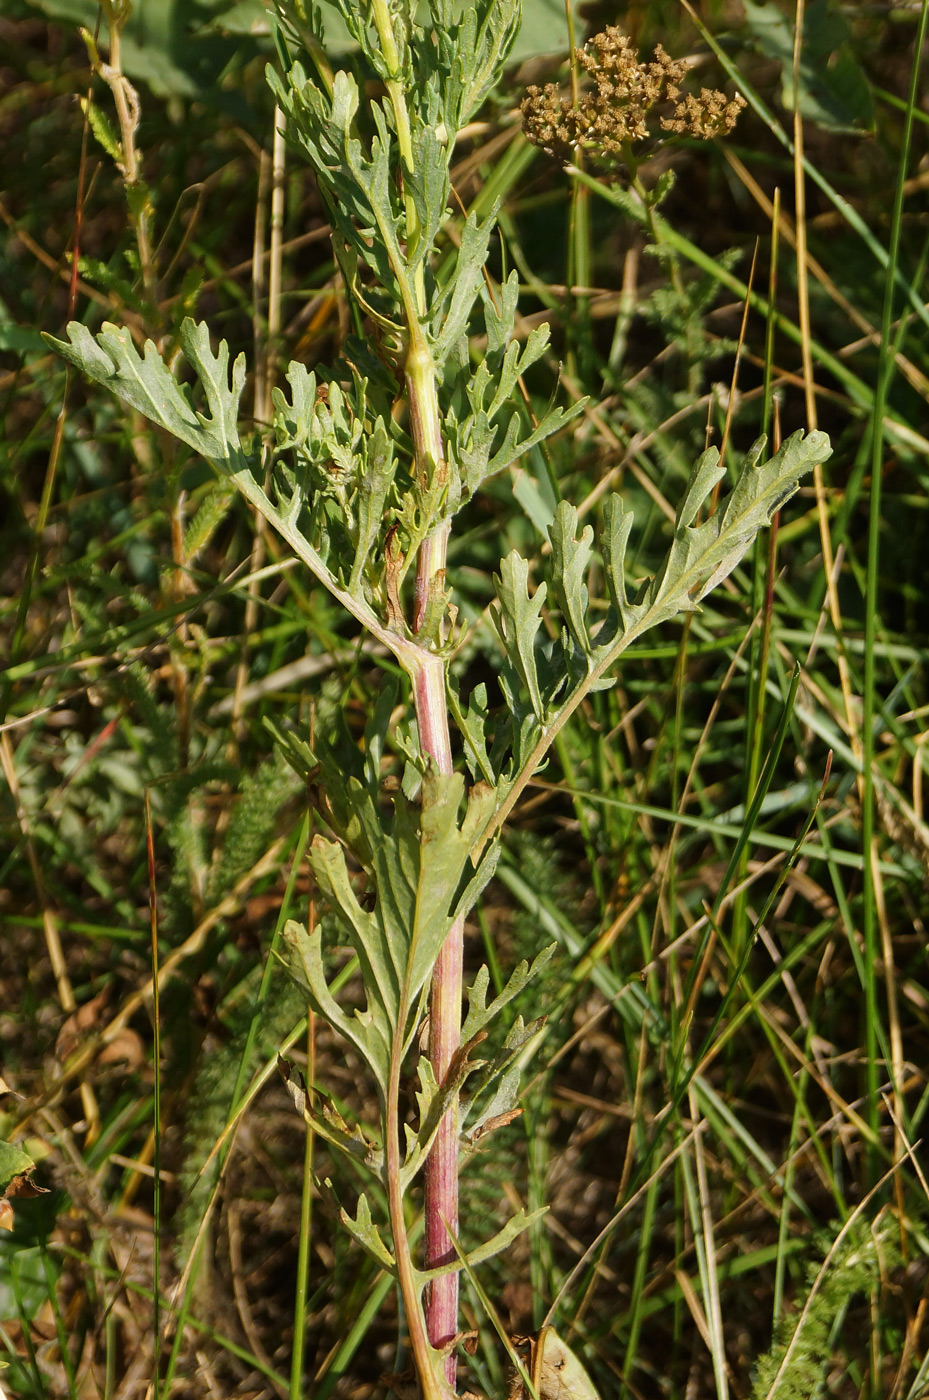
[269,64,405,299]
[549,503,595,658]
[279,1057,384,1172]
[639,429,830,626]
[45,318,418,663]
[475,429,831,847]
[429,0,522,138]
[46,319,249,468]
[490,553,549,720]
[340,1193,397,1271]
[460,944,557,1044]
[494,429,831,699]
[280,918,393,1096]
[278,774,501,1089]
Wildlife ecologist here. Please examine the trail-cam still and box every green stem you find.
[630,170,701,396]
[370,0,426,315]
[289,1014,314,1400]
[565,0,590,384]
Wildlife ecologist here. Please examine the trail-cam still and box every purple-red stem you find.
[413,658,461,1385]
[424,916,464,1379]
[407,323,461,1383]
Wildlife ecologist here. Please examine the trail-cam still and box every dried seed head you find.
[520,28,746,168]
[660,88,747,139]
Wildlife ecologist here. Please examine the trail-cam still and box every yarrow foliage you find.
[520,26,747,165]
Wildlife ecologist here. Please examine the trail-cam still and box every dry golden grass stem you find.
[789,0,861,789]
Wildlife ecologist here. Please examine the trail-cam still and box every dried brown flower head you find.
[520,27,746,165]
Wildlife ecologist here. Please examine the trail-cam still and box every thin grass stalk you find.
[783,21,878,1170]
[232,816,311,1109]
[251,142,271,417]
[290,1011,316,1400]
[742,196,782,851]
[564,14,592,388]
[735,553,777,957]
[41,1249,78,1398]
[525,1093,551,1332]
[621,1168,660,1381]
[291,736,318,1399]
[787,8,863,882]
[685,1084,729,1400]
[771,1062,806,1325]
[105,1302,118,1400]
[553,731,604,907]
[665,617,692,949]
[761,188,780,438]
[159,1168,241,1400]
[145,789,162,1388]
[862,0,929,1189]
[790,0,814,437]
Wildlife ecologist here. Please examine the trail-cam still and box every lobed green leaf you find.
[340,1193,397,1271]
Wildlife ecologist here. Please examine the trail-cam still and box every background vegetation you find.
[2,1,928,1397]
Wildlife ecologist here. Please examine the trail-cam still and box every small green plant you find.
[750,1211,904,1400]
[46,2,831,1395]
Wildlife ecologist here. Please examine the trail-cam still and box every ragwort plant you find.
[47,3,832,1395]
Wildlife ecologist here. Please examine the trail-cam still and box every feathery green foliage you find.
[750,1214,905,1400]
